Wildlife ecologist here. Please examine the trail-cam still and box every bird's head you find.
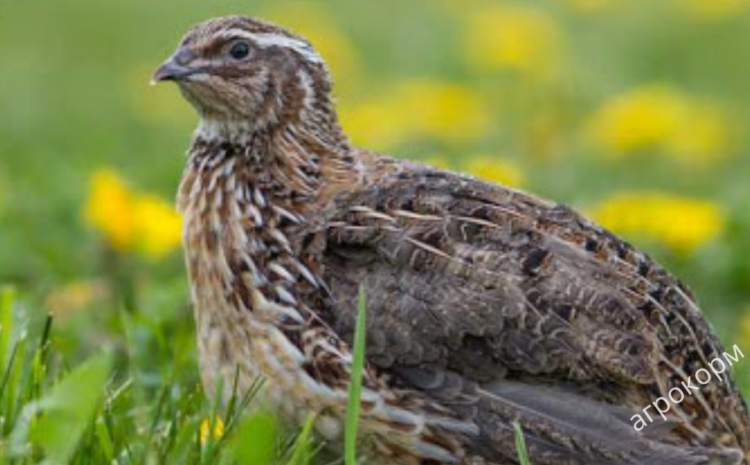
[154,16,335,139]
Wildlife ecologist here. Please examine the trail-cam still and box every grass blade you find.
[0,286,15,373]
[345,287,367,465]
[513,421,531,465]
[7,351,113,463]
[287,412,316,465]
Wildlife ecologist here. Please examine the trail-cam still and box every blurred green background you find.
[1,0,750,461]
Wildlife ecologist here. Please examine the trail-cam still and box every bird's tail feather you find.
[412,371,744,465]
[469,380,744,465]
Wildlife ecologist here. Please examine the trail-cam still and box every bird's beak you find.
[152,49,199,85]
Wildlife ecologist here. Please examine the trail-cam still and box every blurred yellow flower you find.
[84,169,182,259]
[200,417,225,445]
[125,65,195,127]
[591,191,725,254]
[464,157,525,188]
[132,194,183,259]
[585,85,732,164]
[342,79,492,149]
[464,5,564,78]
[84,169,136,252]
[400,81,492,142]
[262,2,361,92]
[678,0,749,20]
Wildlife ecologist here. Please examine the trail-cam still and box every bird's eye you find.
[229,41,251,60]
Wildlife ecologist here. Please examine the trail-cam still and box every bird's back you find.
[309,156,750,464]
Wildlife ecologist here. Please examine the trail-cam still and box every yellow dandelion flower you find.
[342,80,491,148]
[585,85,731,164]
[132,195,182,259]
[402,80,492,142]
[84,169,182,258]
[464,5,564,78]
[678,0,749,20]
[340,100,410,149]
[587,86,686,155]
[84,169,136,252]
[200,417,225,445]
[125,65,195,127]
[464,157,525,188]
[590,191,725,254]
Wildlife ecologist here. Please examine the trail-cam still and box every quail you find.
[153,16,750,464]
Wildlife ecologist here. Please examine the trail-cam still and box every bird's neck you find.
[178,118,347,313]
[185,114,360,218]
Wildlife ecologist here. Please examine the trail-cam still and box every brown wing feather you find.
[306,164,749,464]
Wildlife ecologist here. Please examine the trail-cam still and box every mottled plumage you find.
[154,16,750,464]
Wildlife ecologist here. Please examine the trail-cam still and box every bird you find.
[153,15,750,465]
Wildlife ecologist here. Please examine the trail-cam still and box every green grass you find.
[0,287,324,465]
[0,286,366,465]
[345,288,368,465]
[0,285,370,465]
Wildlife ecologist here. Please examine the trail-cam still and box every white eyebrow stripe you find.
[220,30,323,64]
